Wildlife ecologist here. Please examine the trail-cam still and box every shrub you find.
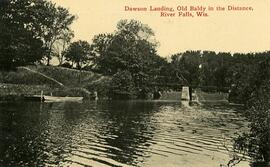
[233,58,270,166]
[108,71,136,99]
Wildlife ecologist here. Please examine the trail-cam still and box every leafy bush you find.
[234,83,270,165]
[233,58,270,166]
[52,87,92,99]
[108,71,136,99]
[85,77,111,99]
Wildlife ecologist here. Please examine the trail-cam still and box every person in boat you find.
[41,90,45,102]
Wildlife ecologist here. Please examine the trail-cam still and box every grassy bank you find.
[196,89,229,102]
[0,83,51,101]
[25,65,108,87]
[0,65,111,99]
[0,67,61,86]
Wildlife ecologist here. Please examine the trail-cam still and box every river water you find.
[0,100,250,167]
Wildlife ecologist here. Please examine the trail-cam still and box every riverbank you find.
[196,89,229,103]
[0,83,50,101]
[0,65,111,100]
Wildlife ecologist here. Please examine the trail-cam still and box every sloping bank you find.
[0,65,111,101]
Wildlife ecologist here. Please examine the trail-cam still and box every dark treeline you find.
[169,51,270,102]
[0,1,269,165]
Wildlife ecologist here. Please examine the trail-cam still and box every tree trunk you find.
[58,55,63,66]
[46,40,55,66]
[46,56,50,66]
[59,41,67,66]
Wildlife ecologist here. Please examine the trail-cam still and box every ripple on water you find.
[0,101,250,167]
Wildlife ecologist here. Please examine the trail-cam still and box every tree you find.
[91,19,162,98]
[53,30,74,65]
[33,1,75,65]
[227,52,267,103]
[0,0,75,69]
[199,51,232,91]
[169,50,232,91]
[233,56,270,166]
[90,33,114,71]
[0,0,45,70]
[92,20,158,74]
[108,70,136,99]
[170,51,201,87]
[213,52,231,91]
[64,40,92,69]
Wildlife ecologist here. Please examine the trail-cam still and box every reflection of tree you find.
[0,102,49,166]
[0,101,164,166]
[40,102,86,165]
[0,102,88,166]
[95,101,159,165]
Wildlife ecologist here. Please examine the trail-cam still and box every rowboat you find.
[25,95,83,102]
[42,95,83,102]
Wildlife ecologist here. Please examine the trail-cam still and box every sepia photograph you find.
[0,0,269,167]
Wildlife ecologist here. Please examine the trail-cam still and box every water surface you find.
[0,100,250,167]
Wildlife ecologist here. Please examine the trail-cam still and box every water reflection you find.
[0,101,250,167]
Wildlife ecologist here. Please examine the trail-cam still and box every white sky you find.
[52,0,270,57]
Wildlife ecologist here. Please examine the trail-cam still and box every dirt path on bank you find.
[19,67,64,87]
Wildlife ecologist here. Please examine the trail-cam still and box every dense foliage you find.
[0,0,75,69]
[108,70,136,99]
[0,0,44,69]
[233,57,270,166]
[91,20,167,98]
[88,20,270,101]
[169,51,270,97]
[64,40,92,69]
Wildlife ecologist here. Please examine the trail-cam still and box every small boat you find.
[41,95,83,102]
[25,91,83,102]
[25,95,83,102]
